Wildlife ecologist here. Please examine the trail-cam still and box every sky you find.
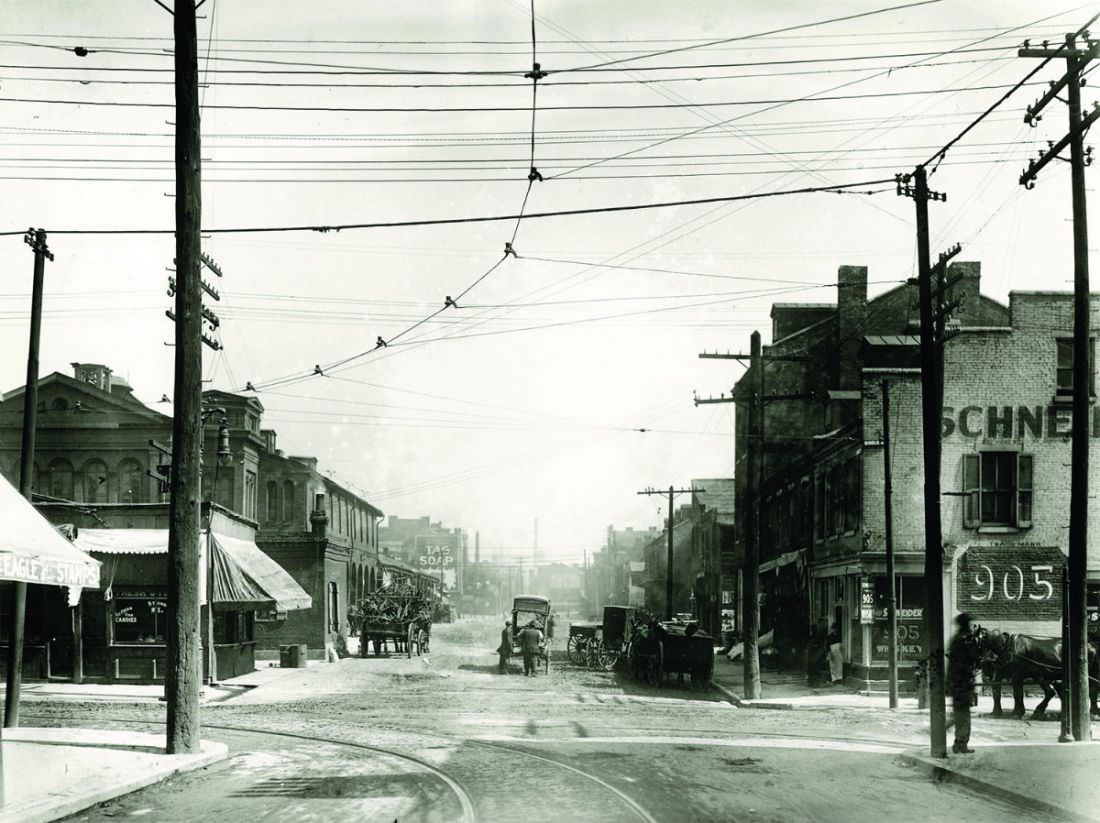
[0,0,1096,565]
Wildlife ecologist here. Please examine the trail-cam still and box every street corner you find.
[900,742,1100,823]
[2,727,227,823]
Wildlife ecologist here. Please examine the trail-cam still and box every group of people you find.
[497,612,556,676]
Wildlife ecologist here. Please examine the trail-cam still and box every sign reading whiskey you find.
[957,546,1063,620]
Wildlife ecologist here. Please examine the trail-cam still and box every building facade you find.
[731,264,1097,682]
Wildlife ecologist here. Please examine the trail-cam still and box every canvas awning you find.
[73,528,310,612]
[0,473,100,588]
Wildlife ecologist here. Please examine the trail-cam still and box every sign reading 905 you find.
[957,546,1064,620]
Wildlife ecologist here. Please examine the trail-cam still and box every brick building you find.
[378,516,466,595]
[732,263,1095,683]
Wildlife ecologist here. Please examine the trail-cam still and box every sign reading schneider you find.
[942,404,1100,440]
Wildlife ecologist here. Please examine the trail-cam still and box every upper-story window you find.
[283,480,295,523]
[265,481,280,523]
[244,470,257,519]
[118,458,145,503]
[1056,337,1096,398]
[963,451,1033,529]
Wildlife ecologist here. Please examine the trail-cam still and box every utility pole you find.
[4,229,52,729]
[696,339,811,701]
[166,0,203,756]
[897,165,954,759]
[637,485,695,620]
[1018,29,1098,743]
[881,380,898,709]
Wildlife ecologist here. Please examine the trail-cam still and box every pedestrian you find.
[806,624,827,687]
[519,620,543,677]
[827,623,843,684]
[948,611,980,754]
[497,620,512,674]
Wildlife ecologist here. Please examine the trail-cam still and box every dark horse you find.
[974,628,1099,719]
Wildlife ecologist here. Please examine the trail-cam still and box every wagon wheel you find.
[567,635,586,665]
[597,642,620,672]
[406,622,416,658]
[585,639,602,670]
[645,642,664,686]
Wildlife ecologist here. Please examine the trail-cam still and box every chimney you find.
[836,265,868,390]
[261,428,277,453]
[310,493,328,537]
[946,261,980,327]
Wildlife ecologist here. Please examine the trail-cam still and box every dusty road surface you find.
[25,617,1060,823]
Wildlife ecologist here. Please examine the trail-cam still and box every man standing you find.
[498,621,512,674]
[519,620,543,677]
[947,612,980,754]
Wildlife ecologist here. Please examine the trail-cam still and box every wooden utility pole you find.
[881,380,898,709]
[637,485,695,620]
[1018,30,1098,743]
[897,165,950,758]
[4,229,52,730]
[166,0,203,755]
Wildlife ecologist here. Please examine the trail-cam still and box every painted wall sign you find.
[859,578,875,624]
[956,545,1064,621]
[941,405,1100,439]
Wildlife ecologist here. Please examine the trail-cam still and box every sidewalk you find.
[710,654,923,710]
[0,664,308,821]
[712,653,1100,821]
[902,742,1100,823]
[2,727,226,823]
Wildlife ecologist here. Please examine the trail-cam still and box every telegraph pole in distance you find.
[897,166,950,759]
[4,229,53,729]
[166,0,203,755]
[1018,29,1097,743]
[637,485,695,620]
[881,380,898,709]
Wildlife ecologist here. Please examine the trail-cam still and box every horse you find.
[974,627,1099,720]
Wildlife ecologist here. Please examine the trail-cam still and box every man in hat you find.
[498,621,512,674]
[518,620,544,677]
[947,611,980,753]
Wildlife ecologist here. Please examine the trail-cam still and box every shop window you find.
[214,610,254,643]
[1056,337,1095,397]
[112,588,167,644]
[963,452,1032,528]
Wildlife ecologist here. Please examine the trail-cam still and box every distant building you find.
[378,516,466,595]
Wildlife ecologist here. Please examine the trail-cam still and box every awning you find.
[759,549,802,574]
[210,532,312,611]
[0,473,100,588]
[73,528,310,612]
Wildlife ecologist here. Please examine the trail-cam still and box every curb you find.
[709,681,796,710]
[899,750,1099,823]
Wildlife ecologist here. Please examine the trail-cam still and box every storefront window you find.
[214,610,254,643]
[871,575,926,662]
[112,588,167,644]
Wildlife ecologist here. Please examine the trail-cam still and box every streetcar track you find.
[21,712,477,823]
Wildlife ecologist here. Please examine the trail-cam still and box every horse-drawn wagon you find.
[629,619,714,689]
[349,582,433,658]
[510,594,551,674]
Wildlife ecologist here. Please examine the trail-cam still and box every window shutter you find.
[962,453,980,528]
[1016,453,1033,528]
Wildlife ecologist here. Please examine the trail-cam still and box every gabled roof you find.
[1,372,170,424]
[692,478,735,525]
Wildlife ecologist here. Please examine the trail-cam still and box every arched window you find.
[82,459,109,504]
[48,458,74,501]
[265,481,280,523]
[118,458,145,503]
[283,480,295,523]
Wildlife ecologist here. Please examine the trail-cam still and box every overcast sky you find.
[0,1,1094,564]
